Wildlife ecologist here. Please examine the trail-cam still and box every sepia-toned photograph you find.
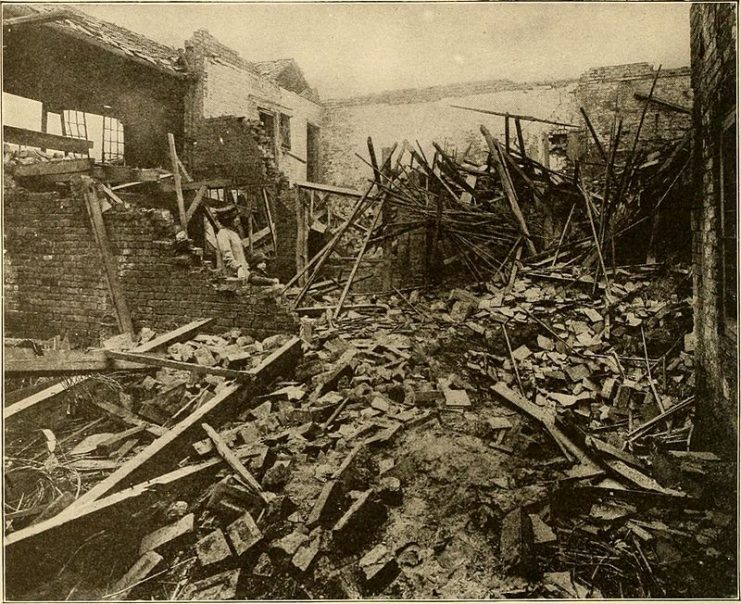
[1,1,738,600]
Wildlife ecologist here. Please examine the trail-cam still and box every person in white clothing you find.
[214,207,249,279]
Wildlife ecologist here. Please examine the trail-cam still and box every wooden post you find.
[167,133,187,230]
[77,176,134,337]
[504,115,511,154]
[333,199,384,319]
[480,126,537,256]
[262,188,277,252]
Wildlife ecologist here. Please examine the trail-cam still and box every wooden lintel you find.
[131,318,214,354]
[104,350,255,382]
[4,126,92,155]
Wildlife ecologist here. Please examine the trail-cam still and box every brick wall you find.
[689,3,737,451]
[4,186,298,347]
[184,30,323,185]
[190,116,277,182]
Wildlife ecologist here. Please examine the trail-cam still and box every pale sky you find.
[71,2,692,99]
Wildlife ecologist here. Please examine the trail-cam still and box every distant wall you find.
[689,3,737,452]
[320,63,693,190]
[4,185,298,346]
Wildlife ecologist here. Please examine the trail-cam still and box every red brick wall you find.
[3,186,298,347]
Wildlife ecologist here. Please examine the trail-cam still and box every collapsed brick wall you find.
[4,187,298,347]
[689,3,737,451]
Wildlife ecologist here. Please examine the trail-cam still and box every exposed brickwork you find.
[3,186,298,347]
[689,3,738,451]
[184,30,323,185]
[191,116,277,182]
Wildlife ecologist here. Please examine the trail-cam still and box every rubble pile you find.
[6,257,735,600]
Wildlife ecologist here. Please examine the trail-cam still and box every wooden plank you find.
[91,400,165,437]
[202,423,268,502]
[634,93,691,115]
[4,348,146,376]
[167,133,187,229]
[131,318,214,354]
[262,188,278,251]
[451,104,580,128]
[481,126,537,256]
[60,337,302,513]
[12,157,93,178]
[293,180,363,198]
[77,176,135,336]
[4,459,220,597]
[241,226,270,248]
[4,375,87,421]
[186,185,207,224]
[4,126,92,155]
[105,350,254,382]
[159,177,235,194]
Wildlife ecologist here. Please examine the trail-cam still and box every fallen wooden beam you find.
[4,126,92,155]
[4,348,147,376]
[104,350,255,382]
[4,458,221,598]
[4,375,87,421]
[634,92,691,115]
[91,400,166,437]
[131,318,214,353]
[159,177,235,194]
[11,157,93,179]
[202,423,268,502]
[62,337,302,512]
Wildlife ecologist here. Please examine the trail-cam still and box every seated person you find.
[248,252,280,286]
[214,207,248,279]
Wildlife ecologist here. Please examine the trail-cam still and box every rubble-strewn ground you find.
[4,262,737,600]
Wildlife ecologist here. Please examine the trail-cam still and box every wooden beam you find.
[4,126,92,155]
[12,158,92,179]
[241,226,271,248]
[452,104,580,128]
[131,318,214,354]
[3,9,74,28]
[104,350,255,382]
[60,337,301,513]
[77,176,135,336]
[480,126,537,256]
[159,177,235,194]
[167,133,187,229]
[4,348,146,376]
[634,92,691,115]
[185,185,207,224]
[293,180,363,198]
[202,423,268,502]
[262,188,277,251]
[4,375,87,421]
[91,400,166,437]
[4,459,220,597]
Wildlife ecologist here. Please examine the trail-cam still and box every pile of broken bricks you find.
[5,258,735,599]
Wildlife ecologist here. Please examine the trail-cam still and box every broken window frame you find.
[720,110,737,334]
[258,109,277,155]
[279,113,291,151]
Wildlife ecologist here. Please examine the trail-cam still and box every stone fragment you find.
[226,512,263,556]
[500,507,536,578]
[139,513,194,555]
[196,529,232,566]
